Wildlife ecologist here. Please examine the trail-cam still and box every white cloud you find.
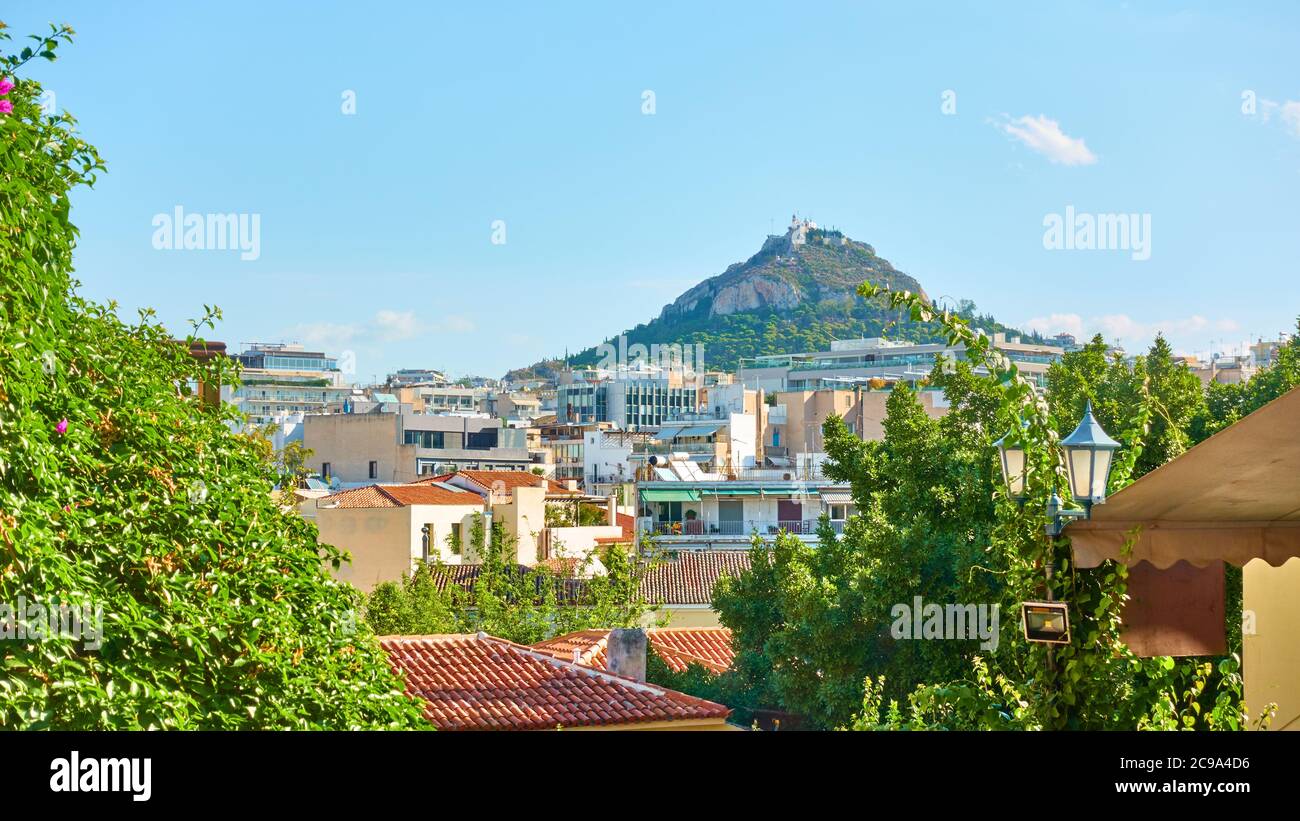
[284,309,475,349]
[285,321,360,350]
[442,315,477,334]
[1024,312,1241,353]
[994,114,1097,166]
[1249,97,1300,138]
[372,309,423,342]
[1280,101,1300,137]
[1023,312,1085,339]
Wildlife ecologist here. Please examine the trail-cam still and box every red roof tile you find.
[380,633,731,730]
[639,550,753,606]
[532,627,734,675]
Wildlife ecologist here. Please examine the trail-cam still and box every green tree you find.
[1192,319,1300,442]
[0,26,424,728]
[363,521,657,645]
[709,365,1006,728]
[1046,334,1205,480]
[838,283,1259,731]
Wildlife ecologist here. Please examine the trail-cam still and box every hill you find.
[507,216,1026,379]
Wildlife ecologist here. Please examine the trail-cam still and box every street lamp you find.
[992,421,1029,503]
[994,401,1119,527]
[1060,400,1120,510]
[994,401,1121,650]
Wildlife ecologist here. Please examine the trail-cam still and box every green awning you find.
[640,488,701,502]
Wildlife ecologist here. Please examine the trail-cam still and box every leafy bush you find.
[364,523,655,645]
[0,24,425,729]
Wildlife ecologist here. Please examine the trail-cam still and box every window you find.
[772,431,780,447]
[466,429,499,450]
[404,430,445,449]
[420,524,431,564]
[368,461,378,479]
[321,462,331,479]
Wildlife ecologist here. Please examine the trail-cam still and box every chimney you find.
[565,479,578,492]
[606,628,647,682]
[606,494,618,526]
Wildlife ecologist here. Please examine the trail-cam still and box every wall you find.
[492,485,547,565]
[315,501,482,593]
[315,504,413,593]
[303,413,414,485]
[643,605,725,629]
[727,412,757,468]
[546,525,624,560]
[768,388,948,451]
[584,431,633,484]
[1244,557,1300,730]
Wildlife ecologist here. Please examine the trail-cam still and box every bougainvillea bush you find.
[0,24,425,729]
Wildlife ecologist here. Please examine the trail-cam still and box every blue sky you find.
[11,1,1300,379]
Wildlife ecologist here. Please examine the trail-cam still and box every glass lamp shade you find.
[993,429,1029,500]
[1060,401,1121,504]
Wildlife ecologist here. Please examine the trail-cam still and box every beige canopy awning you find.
[1068,385,1300,568]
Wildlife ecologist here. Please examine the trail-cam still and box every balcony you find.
[642,441,721,456]
[638,518,845,537]
[636,464,828,483]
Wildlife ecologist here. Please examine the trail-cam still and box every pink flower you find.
[0,79,13,95]
[55,418,68,435]
[0,100,12,115]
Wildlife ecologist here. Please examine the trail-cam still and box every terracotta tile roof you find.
[538,557,584,576]
[428,563,589,603]
[531,629,610,667]
[594,513,638,546]
[638,550,753,606]
[319,484,484,509]
[648,627,735,673]
[380,633,731,730]
[532,627,735,674]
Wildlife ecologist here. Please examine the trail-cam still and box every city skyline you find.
[12,0,1300,378]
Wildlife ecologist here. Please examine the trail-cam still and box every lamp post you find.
[994,401,1120,535]
[995,401,1120,665]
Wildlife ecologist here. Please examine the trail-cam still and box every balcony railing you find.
[636,465,828,483]
[587,474,630,486]
[642,442,721,455]
[639,518,843,537]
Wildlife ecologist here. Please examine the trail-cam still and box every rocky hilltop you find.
[657,215,926,323]
[506,216,1015,380]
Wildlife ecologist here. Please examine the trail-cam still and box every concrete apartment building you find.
[556,365,700,429]
[303,411,535,486]
[386,368,448,387]
[482,391,544,421]
[765,387,949,458]
[391,384,485,414]
[636,456,853,548]
[229,342,353,426]
[315,471,626,592]
[738,333,1064,392]
[315,483,485,592]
